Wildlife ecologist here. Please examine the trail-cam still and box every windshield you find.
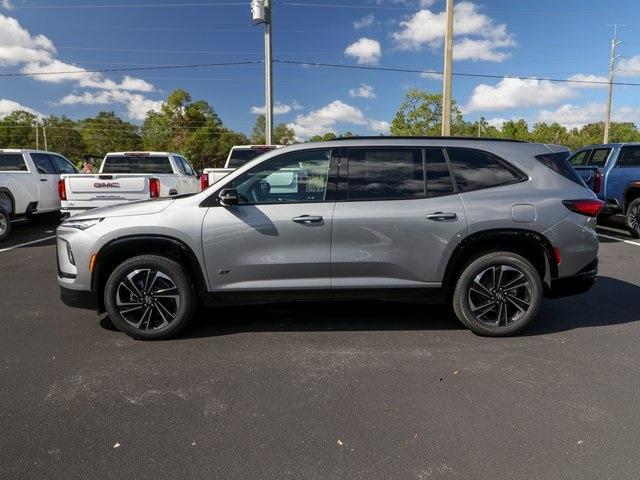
[101,155,173,174]
[227,149,272,168]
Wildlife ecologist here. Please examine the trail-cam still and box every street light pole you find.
[604,24,622,144]
[441,0,454,136]
[264,0,273,145]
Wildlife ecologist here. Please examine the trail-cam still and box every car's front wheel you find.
[453,252,543,336]
[0,207,11,242]
[625,198,640,238]
[104,255,196,340]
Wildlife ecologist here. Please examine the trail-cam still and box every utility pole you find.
[35,120,39,149]
[604,24,623,144]
[251,0,273,145]
[441,0,454,136]
[42,125,48,151]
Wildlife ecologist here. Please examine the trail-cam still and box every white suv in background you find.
[0,149,77,241]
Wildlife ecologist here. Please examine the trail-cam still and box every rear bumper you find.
[546,259,598,298]
[59,286,98,310]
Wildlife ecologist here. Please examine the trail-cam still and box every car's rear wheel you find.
[453,252,543,336]
[625,198,640,238]
[0,207,11,242]
[104,255,196,340]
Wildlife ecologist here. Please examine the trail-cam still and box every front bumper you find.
[546,259,598,298]
[60,285,98,310]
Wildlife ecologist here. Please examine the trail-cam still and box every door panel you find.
[202,203,334,290]
[30,153,59,210]
[331,195,467,288]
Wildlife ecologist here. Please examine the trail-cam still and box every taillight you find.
[58,179,66,200]
[200,173,209,191]
[562,199,604,217]
[593,170,602,193]
[149,178,160,198]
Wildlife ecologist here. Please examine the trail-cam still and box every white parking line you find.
[0,235,56,253]
[597,225,631,236]
[598,232,640,247]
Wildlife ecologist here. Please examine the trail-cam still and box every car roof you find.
[105,151,181,156]
[0,149,64,154]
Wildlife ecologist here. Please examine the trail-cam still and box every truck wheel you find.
[626,198,640,238]
[0,207,11,242]
[104,255,197,340]
[453,252,543,337]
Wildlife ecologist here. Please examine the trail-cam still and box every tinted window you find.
[589,148,611,167]
[101,155,174,174]
[180,157,195,175]
[50,154,76,174]
[569,150,590,167]
[0,153,27,172]
[232,149,330,204]
[174,157,186,174]
[535,152,585,186]
[31,153,56,174]
[425,147,454,196]
[446,148,521,192]
[347,148,424,200]
[227,149,269,168]
[617,146,640,167]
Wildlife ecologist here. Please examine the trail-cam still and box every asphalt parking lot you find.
[2,216,640,479]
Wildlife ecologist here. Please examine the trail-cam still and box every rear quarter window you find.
[535,151,585,187]
[446,147,522,192]
[0,153,27,172]
[102,155,174,174]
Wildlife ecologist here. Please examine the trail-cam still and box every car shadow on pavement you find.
[98,276,640,339]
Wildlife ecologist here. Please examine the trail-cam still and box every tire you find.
[452,251,543,337]
[625,198,640,238]
[104,255,197,340]
[0,207,11,242]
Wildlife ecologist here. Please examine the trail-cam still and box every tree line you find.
[1,87,638,169]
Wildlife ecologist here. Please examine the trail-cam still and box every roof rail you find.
[325,136,528,143]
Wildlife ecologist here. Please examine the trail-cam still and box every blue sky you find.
[1,0,640,139]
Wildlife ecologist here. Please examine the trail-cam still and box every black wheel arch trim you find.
[623,183,640,213]
[91,234,208,311]
[442,228,558,293]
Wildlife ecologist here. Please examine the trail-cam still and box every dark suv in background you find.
[57,137,602,339]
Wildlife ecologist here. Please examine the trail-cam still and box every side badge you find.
[218,269,231,275]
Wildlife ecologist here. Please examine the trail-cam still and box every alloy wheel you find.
[0,215,7,235]
[629,204,640,232]
[115,268,181,331]
[467,264,532,327]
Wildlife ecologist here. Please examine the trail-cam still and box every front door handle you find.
[292,215,323,224]
[40,178,48,182]
[426,212,457,221]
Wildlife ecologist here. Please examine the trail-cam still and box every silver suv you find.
[57,137,602,339]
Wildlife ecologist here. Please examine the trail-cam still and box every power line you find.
[10,2,245,9]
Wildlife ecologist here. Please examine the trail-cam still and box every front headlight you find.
[62,217,104,230]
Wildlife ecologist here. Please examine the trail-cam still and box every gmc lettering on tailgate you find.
[94,182,120,188]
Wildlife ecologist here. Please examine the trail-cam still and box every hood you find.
[73,197,175,220]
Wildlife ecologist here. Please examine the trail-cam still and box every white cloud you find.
[58,91,163,121]
[1,1,13,11]
[0,98,42,118]
[486,117,507,129]
[566,73,608,89]
[537,103,640,130]
[0,13,160,119]
[465,78,577,112]
[391,2,515,62]
[420,70,442,80]
[344,37,381,65]
[250,101,302,115]
[287,100,388,139]
[354,14,375,30]
[617,55,640,77]
[349,83,376,98]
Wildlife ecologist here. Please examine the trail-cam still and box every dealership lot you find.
[1,216,640,479]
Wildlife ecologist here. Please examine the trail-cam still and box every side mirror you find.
[218,188,238,206]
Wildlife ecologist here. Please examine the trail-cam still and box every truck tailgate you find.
[66,174,149,201]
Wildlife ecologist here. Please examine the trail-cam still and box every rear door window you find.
[425,147,455,197]
[617,146,640,167]
[568,150,591,167]
[0,153,27,172]
[30,153,56,174]
[178,157,195,175]
[446,147,522,192]
[588,148,611,167]
[101,155,174,174]
[50,154,77,174]
[346,148,424,200]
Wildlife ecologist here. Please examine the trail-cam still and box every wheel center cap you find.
[144,294,153,304]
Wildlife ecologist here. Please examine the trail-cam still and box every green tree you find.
[251,114,296,144]
[308,132,337,142]
[41,116,86,163]
[530,122,569,145]
[500,119,529,141]
[0,111,37,149]
[79,112,141,157]
[390,89,463,136]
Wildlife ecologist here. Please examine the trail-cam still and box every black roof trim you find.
[325,136,528,143]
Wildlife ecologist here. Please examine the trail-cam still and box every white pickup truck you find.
[0,149,78,241]
[58,152,200,217]
[200,145,282,189]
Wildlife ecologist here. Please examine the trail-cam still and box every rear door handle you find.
[292,215,323,224]
[426,212,457,221]
[40,178,48,182]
